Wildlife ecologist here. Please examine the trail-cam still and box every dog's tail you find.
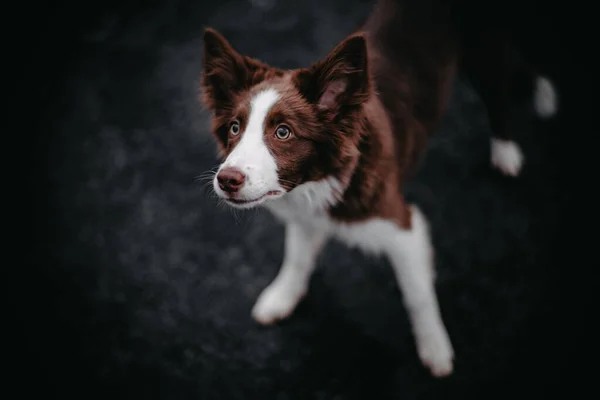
[501,42,560,121]
[532,75,558,119]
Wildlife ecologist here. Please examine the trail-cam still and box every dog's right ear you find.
[294,33,371,121]
[201,28,249,111]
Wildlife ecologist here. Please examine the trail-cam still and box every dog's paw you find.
[251,281,306,325]
[491,138,524,177]
[416,329,455,378]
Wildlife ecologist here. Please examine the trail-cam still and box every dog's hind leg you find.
[461,30,558,177]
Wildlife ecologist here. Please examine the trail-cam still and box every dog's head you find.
[201,28,372,209]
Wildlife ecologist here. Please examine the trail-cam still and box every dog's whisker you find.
[194,166,220,182]
[195,173,217,182]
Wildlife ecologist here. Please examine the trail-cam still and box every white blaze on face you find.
[214,88,283,201]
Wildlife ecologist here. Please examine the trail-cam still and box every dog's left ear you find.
[201,28,251,110]
[295,34,371,118]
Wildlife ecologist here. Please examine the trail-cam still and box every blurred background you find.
[16,0,588,398]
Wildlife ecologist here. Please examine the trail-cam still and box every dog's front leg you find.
[252,222,328,325]
[384,206,455,377]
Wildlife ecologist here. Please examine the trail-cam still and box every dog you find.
[200,0,558,377]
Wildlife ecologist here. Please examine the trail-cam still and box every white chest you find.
[264,180,399,257]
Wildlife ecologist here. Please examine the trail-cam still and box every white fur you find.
[534,76,558,118]
[264,176,344,220]
[213,89,285,207]
[251,222,328,324]
[256,178,454,377]
[490,138,524,177]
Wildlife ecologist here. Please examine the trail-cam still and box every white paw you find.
[416,328,455,378]
[490,138,524,177]
[534,76,558,118]
[251,281,306,325]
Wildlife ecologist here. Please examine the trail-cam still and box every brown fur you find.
[201,0,466,229]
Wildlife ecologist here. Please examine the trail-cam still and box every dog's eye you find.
[275,125,291,140]
[230,122,240,136]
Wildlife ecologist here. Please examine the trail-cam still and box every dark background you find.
[16,0,590,398]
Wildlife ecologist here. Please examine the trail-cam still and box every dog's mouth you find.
[224,190,283,207]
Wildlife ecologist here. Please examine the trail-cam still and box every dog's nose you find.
[216,167,246,193]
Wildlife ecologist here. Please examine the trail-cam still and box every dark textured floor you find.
[18,0,587,398]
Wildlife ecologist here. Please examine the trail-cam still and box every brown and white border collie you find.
[200,0,557,377]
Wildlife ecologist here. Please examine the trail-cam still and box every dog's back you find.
[360,0,458,178]
[358,0,558,178]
